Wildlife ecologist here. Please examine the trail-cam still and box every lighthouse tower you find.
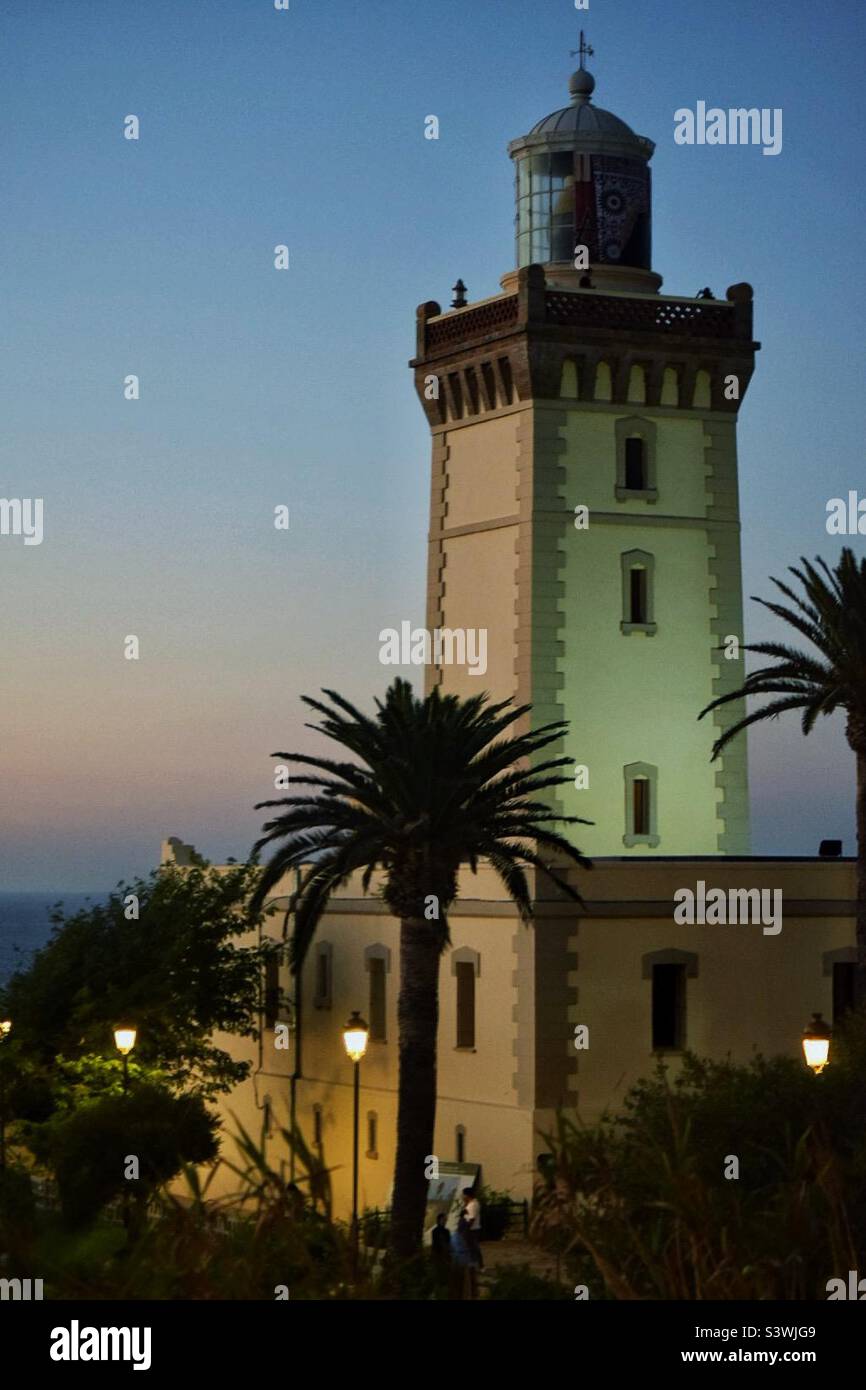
[411,49,759,856]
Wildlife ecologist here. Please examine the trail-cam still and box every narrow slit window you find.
[629,567,648,625]
[315,945,332,1011]
[652,964,685,1050]
[633,778,650,836]
[369,957,387,1042]
[366,1111,378,1158]
[456,1126,466,1163]
[456,962,476,1049]
[625,437,646,490]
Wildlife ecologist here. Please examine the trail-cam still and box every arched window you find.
[559,359,578,398]
[693,369,712,409]
[594,361,612,402]
[627,364,647,404]
[661,366,679,407]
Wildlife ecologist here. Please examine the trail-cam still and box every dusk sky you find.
[2,0,864,890]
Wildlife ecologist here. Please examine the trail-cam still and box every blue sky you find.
[1,0,864,889]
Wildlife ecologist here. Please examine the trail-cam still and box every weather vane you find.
[570,30,594,68]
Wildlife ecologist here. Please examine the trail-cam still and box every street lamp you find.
[113,1025,137,1092]
[342,1011,369,1272]
[0,1021,11,1039]
[802,1012,831,1075]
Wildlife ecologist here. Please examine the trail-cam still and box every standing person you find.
[462,1188,483,1296]
[462,1188,483,1255]
[449,1209,476,1299]
[430,1212,451,1292]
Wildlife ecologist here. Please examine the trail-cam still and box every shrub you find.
[478,1186,514,1241]
[533,1024,866,1300]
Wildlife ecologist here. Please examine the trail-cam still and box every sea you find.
[0,891,109,985]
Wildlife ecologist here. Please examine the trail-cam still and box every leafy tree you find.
[249,678,590,1258]
[2,861,269,1098]
[699,549,866,999]
[33,1084,219,1229]
[0,1036,53,1169]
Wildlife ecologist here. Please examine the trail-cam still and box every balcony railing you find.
[421,286,749,356]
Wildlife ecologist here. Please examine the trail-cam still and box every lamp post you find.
[0,1019,10,1172]
[802,1012,831,1075]
[342,1011,369,1274]
[113,1025,137,1093]
[113,1026,137,1235]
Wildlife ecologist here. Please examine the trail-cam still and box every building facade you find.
[181,57,855,1221]
[188,849,856,1217]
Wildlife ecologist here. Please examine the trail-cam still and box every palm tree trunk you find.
[856,750,866,1008]
[389,918,440,1259]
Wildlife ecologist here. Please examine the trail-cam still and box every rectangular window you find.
[313,1105,323,1148]
[456,962,476,1049]
[631,778,650,828]
[530,231,551,264]
[652,964,685,1050]
[629,568,647,625]
[456,1127,466,1163]
[625,437,646,490]
[833,962,856,1024]
[633,777,650,835]
[316,951,328,1000]
[369,957,387,1042]
[264,954,280,1029]
[366,1112,378,1158]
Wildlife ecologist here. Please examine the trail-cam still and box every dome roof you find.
[512,62,653,158]
[529,100,638,140]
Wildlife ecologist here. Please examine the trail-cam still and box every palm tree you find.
[249,678,590,1258]
[698,548,866,1000]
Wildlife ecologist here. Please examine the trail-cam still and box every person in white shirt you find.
[461,1187,483,1293]
[463,1189,481,1231]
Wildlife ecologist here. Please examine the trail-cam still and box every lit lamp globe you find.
[801,1013,831,1075]
[113,1026,137,1057]
[0,1020,11,1039]
[342,1012,369,1064]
